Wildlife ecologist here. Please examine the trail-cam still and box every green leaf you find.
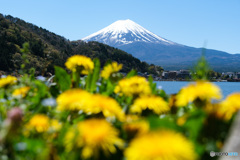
[148,75,157,94]
[157,89,168,100]
[191,51,211,81]
[90,58,100,92]
[54,66,71,92]
[194,142,205,156]
[102,80,115,96]
[29,80,48,111]
[147,116,181,131]
[183,109,206,141]
[85,72,92,91]
[49,85,60,97]
[19,138,49,160]
[126,69,137,78]
[86,58,100,93]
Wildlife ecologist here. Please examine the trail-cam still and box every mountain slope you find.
[82,19,240,72]
[118,42,240,71]
[0,14,162,75]
[82,19,175,46]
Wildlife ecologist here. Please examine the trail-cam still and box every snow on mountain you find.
[82,19,175,46]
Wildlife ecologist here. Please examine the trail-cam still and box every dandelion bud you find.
[7,107,23,123]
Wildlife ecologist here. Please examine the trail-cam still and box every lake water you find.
[154,81,240,98]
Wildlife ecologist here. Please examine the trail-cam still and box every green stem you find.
[75,71,80,88]
[73,67,82,88]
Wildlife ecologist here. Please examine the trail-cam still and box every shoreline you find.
[155,79,240,82]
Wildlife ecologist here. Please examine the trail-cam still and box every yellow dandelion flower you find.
[214,93,240,121]
[175,84,196,107]
[56,89,92,111]
[65,127,76,151]
[26,114,50,133]
[65,55,94,74]
[123,119,149,137]
[169,94,178,108]
[176,81,222,107]
[49,119,62,131]
[12,86,30,98]
[130,95,169,115]
[125,130,197,160]
[125,115,140,122]
[46,119,62,140]
[114,76,151,97]
[85,94,125,121]
[65,119,124,159]
[177,115,188,126]
[101,62,122,79]
[0,75,17,88]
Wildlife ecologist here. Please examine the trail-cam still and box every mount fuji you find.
[82,20,240,72]
[82,19,175,46]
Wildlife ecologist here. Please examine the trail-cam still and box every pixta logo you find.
[210,151,238,157]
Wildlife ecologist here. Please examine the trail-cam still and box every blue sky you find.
[0,0,239,54]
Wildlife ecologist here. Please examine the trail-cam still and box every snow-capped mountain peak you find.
[82,19,175,46]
